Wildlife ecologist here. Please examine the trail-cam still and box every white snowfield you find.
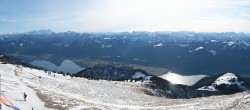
[198,72,245,91]
[214,73,243,86]
[0,62,250,110]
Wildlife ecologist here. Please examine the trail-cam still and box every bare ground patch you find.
[137,88,154,96]
[28,85,66,110]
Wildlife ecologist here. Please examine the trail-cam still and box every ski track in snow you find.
[0,62,250,110]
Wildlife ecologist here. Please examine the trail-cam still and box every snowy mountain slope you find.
[0,63,51,110]
[75,66,241,98]
[1,61,250,109]
[197,73,250,94]
[214,73,244,86]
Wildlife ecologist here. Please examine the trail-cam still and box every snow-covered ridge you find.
[1,62,250,109]
[210,50,216,55]
[153,43,164,47]
[194,46,204,51]
[225,41,236,46]
[214,73,243,86]
[102,44,112,48]
[132,72,146,79]
[197,73,247,92]
[0,63,156,109]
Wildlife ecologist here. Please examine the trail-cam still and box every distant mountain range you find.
[1,30,250,76]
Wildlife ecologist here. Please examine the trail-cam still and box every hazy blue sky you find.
[1,0,250,33]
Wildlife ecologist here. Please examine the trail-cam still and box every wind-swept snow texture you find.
[1,62,250,109]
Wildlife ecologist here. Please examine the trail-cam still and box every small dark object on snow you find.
[23,93,27,101]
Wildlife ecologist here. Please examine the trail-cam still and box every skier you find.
[23,93,27,101]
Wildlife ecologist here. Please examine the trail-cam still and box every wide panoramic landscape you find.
[1,0,250,110]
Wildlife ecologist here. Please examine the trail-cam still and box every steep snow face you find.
[153,43,164,47]
[102,44,112,48]
[194,46,204,51]
[231,40,250,50]
[225,41,236,46]
[160,72,206,86]
[210,40,217,42]
[210,50,217,55]
[19,43,23,47]
[197,86,217,91]
[214,73,243,86]
[242,40,250,47]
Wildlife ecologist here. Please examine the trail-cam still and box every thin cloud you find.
[0,0,250,33]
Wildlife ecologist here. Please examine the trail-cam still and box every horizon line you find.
[1,29,250,35]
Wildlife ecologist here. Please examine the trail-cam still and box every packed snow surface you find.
[0,62,250,110]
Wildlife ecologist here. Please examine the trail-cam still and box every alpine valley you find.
[1,30,250,76]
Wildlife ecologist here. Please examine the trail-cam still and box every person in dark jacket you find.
[23,93,27,101]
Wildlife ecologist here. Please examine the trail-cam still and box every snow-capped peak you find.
[213,73,243,86]
[231,40,250,50]
[194,46,204,51]
[197,72,246,92]
[241,40,250,47]
[153,43,164,47]
[26,29,54,34]
[225,41,236,46]
[210,50,217,55]
[131,72,146,79]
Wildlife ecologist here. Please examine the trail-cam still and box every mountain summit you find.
[197,73,250,94]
